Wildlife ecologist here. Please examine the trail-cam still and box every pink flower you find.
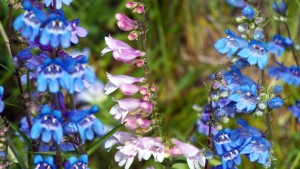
[104,131,136,150]
[109,98,142,123]
[124,114,152,130]
[104,73,144,95]
[135,5,145,14]
[115,13,138,31]
[125,2,138,9]
[101,36,145,63]
[171,139,206,169]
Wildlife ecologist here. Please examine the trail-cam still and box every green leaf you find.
[86,124,123,156]
[0,63,14,73]
[291,151,300,169]
[7,120,32,150]
[7,135,28,169]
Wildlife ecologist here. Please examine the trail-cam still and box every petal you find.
[49,78,59,93]
[30,120,43,139]
[76,27,88,37]
[85,128,94,140]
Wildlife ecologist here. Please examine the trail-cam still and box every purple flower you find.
[101,36,145,64]
[44,0,73,9]
[115,13,138,31]
[68,19,88,44]
[30,105,63,144]
[104,73,144,95]
[40,13,71,48]
[124,114,152,132]
[171,138,206,169]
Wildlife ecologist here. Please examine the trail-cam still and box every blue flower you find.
[272,2,287,15]
[230,119,262,147]
[40,12,71,48]
[214,29,248,58]
[64,105,104,142]
[240,137,271,165]
[267,35,285,57]
[34,155,56,169]
[68,19,88,44]
[222,149,241,169]
[242,6,255,20]
[268,97,283,109]
[13,1,47,41]
[226,0,247,8]
[64,154,90,169]
[269,63,300,87]
[16,49,33,61]
[289,101,300,122]
[62,55,96,94]
[44,0,73,9]
[37,58,71,93]
[238,40,268,69]
[30,105,63,144]
[214,129,237,155]
[229,84,258,113]
[272,85,283,95]
[0,86,4,113]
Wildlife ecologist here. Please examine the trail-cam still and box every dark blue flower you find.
[13,1,47,41]
[268,97,283,109]
[289,100,300,122]
[44,0,73,9]
[40,12,71,48]
[242,6,255,20]
[240,136,271,165]
[30,105,63,144]
[229,84,258,113]
[272,85,283,95]
[0,86,4,113]
[16,49,33,60]
[214,129,237,155]
[268,62,286,80]
[214,29,248,58]
[64,154,90,169]
[34,155,56,169]
[37,58,71,93]
[269,63,300,87]
[64,105,104,142]
[226,0,247,8]
[222,149,241,169]
[62,55,96,94]
[272,2,287,15]
[238,40,268,69]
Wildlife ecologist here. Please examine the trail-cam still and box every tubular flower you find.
[30,105,63,144]
[101,36,145,64]
[64,154,90,169]
[115,13,138,31]
[34,155,56,169]
[68,19,88,44]
[40,12,71,48]
[104,73,144,95]
[109,98,142,123]
[13,1,47,41]
[37,58,71,93]
[171,139,206,169]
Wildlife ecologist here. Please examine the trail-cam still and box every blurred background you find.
[1,0,300,168]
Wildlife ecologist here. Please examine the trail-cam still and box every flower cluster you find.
[12,0,104,168]
[213,119,271,169]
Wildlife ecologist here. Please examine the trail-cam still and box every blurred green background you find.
[1,0,300,168]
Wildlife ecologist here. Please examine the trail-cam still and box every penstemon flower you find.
[34,155,56,169]
[44,0,73,9]
[64,154,90,169]
[0,86,4,113]
[115,13,138,31]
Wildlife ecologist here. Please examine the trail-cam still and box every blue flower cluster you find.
[289,100,300,122]
[213,119,271,169]
[269,62,300,87]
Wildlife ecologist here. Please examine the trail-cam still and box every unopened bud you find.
[140,87,148,95]
[143,93,150,101]
[220,117,229,123]
[236,16,245,23]
[128,31,139,41]
[135,5,145,14]
[205,151,214,159]
[212,80,220,90]
[136,60,144,67]
[125,2,138,9]
[150,85,156,92]
[258,101,267,110]
[237,24,248,33]
[255,109,264,116]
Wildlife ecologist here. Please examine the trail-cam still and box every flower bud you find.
[143,93,150,101]
[205,151,214,160]
[216,71,223,79]
[169,147,182,158]
[255,17,264,25]
[125,2,139,9]
[140,87,148,95]
[220,117,229,123]
[215,123,223,130]
[135,5,145,14]
[268,97,284,109]
[212,80,220,90]
[236,16,245,23]
[136,60,144,67]
[258,101,267,110]
[272,85,283,95]
[150,85,156,92]
[253,28,265,41]
[242,5,256,20]
[140,101,153,113]
[255,109,264,116]
[210,92,219,102]
[128,31,139,41]
[219,88,229,98]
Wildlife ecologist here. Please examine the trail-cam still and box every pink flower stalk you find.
[125,2,138,9]
[104,131,136,150]
[115,13,138,31]
[171,139,206,169]
[101,36,145,64]
[104,73,144,95]
[109,98,142,123]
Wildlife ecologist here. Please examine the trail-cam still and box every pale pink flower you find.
[125,2,138,9]
[109,98,142,123]
[115,13,138,31]
[104,131,136,150]
[124,114,152,130]
[171,139,206,169]
[104,73,144,95]
[101,36,145,63]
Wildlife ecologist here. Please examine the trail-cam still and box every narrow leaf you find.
[7,120,32,150]
[0,63,14,73]
[87,124,123,156]
[7,135,28,169]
